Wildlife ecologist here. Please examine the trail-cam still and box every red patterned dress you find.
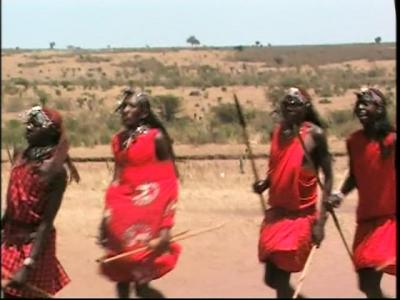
[347,130,396,275]
[99,127,181,284]
[1,156,70,298]
[258,122,318,272]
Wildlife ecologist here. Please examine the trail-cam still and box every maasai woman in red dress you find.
[1,106,79,298]
[253,87,333,298]
[98,89,181,298]
[327,87,396,298]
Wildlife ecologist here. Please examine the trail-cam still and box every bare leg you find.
[116,282,131,298]
[358,268,387,298]
[264,261,306,298]
[135,282,165,298]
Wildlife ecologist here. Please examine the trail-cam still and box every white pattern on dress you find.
[132,182,160,206]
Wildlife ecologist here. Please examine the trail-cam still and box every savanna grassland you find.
[1,43,396,297]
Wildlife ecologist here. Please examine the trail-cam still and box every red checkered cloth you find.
[2,230,70,298]
[1,158,70,297]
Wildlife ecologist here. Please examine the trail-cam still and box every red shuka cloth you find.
[100,128,181,283]
[258,122,318,272]
[347,130,396,274]
[1,159,70,298]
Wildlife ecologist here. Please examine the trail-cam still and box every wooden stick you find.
[293,245,318,298]
[95,229,189,263]
[1,269,52,298]
[98,223,226,264]
[5,145,14,165]
[233,94,267,215]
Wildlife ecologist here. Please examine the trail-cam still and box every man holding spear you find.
[327,87,396,298]
[251,87,333,298]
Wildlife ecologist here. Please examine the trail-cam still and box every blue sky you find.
[2,0,396,49]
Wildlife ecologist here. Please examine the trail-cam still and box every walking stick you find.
[5,145,14,165]
[233,94,267,215]
[293,245,318,299]
[294,126,354,262]
[1,269,52,298]
[97,222,226,264]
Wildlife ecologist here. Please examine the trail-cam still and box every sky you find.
[1,0,396,49]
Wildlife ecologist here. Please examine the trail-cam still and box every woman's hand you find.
[148,229,170,255]
[252,179,268,194]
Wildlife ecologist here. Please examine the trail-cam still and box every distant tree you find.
[49,41,56,49]
[153,94,182,122]
[374,36,382,44]
[255,41,261,47]
[233,45,244,51]
[267,43,272,47]
[186,35,200,47]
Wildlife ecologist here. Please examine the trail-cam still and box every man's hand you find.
[7,267,29,289]
[97,218,108,247]
[326,192,344,210]
[311,220,325,248]
[252,179,268,194]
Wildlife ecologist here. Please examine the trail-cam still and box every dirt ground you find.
[1,155,396,298]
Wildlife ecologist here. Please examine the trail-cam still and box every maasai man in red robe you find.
[98,89,181,298]
[327,87,396,298]
[253,87,333,298]
[1,106,79,298]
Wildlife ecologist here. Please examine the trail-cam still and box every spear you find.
[233,94,267,215]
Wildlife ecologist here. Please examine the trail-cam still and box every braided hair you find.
[297,87,328,129]
[118,89,179,174]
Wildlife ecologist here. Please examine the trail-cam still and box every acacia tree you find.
[49,41,56,49]
[186,35,200,47]
[374,36,382,44]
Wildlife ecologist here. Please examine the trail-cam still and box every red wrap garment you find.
[1,158,70,298]
[100,128,181,283]
[258,122,318,272]
[347,130,396,275]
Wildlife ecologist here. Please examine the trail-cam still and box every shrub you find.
[4,97,26,112]
[152,94,182,122]
[2,119,26,148]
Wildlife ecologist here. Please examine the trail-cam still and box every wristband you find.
[23,257,35,268]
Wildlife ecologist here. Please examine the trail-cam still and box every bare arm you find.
[155,131,179,177]
[155,131,173,161]
[253,130,273,194]
[37,137,69,181]
[111,161,121,183]
[29,169,67,262]
[311,128,333,224]
[340,142,357,197]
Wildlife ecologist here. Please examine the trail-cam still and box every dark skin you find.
[3,125,68,291]
[253,96,333,298]
[327,97,395,299]
[99,94,173,298]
